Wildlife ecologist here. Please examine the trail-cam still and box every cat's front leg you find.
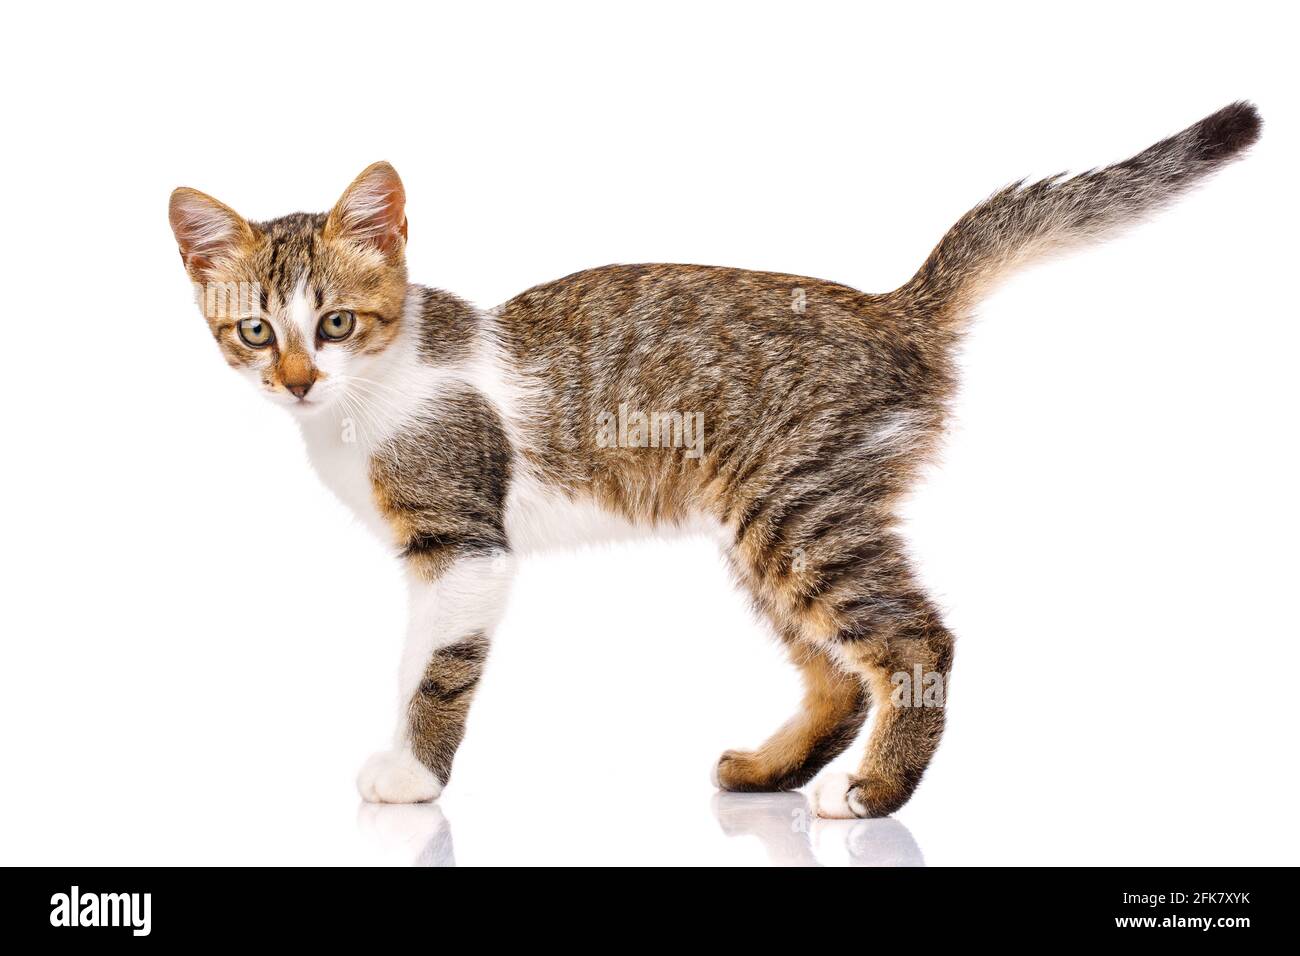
[358,552,515,803]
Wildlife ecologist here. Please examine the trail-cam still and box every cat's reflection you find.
[356,803,456,866]
[358,791,921,866]
[712,791,924,867]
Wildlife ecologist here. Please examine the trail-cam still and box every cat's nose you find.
[278,351,318,400]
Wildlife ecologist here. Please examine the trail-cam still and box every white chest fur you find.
[300,419,396,548]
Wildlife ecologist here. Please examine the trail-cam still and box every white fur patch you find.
[504,462,726,555]
[396,554,516,706]
[457,311,545,457]
[300,427,394,543]
[505,468,648,553]
[812,772,864,819]
[862,409,927,456]
[287,273,316,342]
[357,746,443,803]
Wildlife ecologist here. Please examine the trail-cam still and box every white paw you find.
[356,749,443,804]
[812,771,866,819]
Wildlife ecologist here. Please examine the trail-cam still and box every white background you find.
[1,1,1296,866]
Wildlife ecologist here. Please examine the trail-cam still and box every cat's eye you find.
[237,317,274,348]
[319,310,356,342]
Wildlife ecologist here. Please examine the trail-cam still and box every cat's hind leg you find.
[730,498,952,816]
[810,576,954,819]
[714,635,868,792]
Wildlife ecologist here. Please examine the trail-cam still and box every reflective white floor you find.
[6,536,1296,866]
[357,793,925,867]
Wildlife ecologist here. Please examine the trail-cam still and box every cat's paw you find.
[356,749,443,804]
[713,749,777,792]
[812,772,867,819]
[712,750,746,790]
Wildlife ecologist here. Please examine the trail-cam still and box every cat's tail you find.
[896,102,1261,324]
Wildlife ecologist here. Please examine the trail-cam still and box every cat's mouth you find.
[289,397,328,413]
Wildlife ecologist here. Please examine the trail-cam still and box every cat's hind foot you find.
[812,771,906,819]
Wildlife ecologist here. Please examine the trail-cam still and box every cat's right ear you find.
[168,187,255,278]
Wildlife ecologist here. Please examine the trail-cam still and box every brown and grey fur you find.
[170,103,1260,815]
[408,632,491,783]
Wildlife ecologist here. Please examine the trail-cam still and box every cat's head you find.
[169,163,409,416]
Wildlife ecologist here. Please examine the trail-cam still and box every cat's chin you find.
[286,400,334,419]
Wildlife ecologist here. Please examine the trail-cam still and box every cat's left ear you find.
[325,161,408,254]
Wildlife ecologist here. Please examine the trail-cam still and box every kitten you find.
[169,103,1259,818]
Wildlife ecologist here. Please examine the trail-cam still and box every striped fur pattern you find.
[170,103,1259,815]
[408,633,492,784]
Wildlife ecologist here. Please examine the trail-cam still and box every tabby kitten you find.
[169,103,1259,818]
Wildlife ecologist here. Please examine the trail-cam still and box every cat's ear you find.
[168,187,255,277]
[325,161,407,254]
